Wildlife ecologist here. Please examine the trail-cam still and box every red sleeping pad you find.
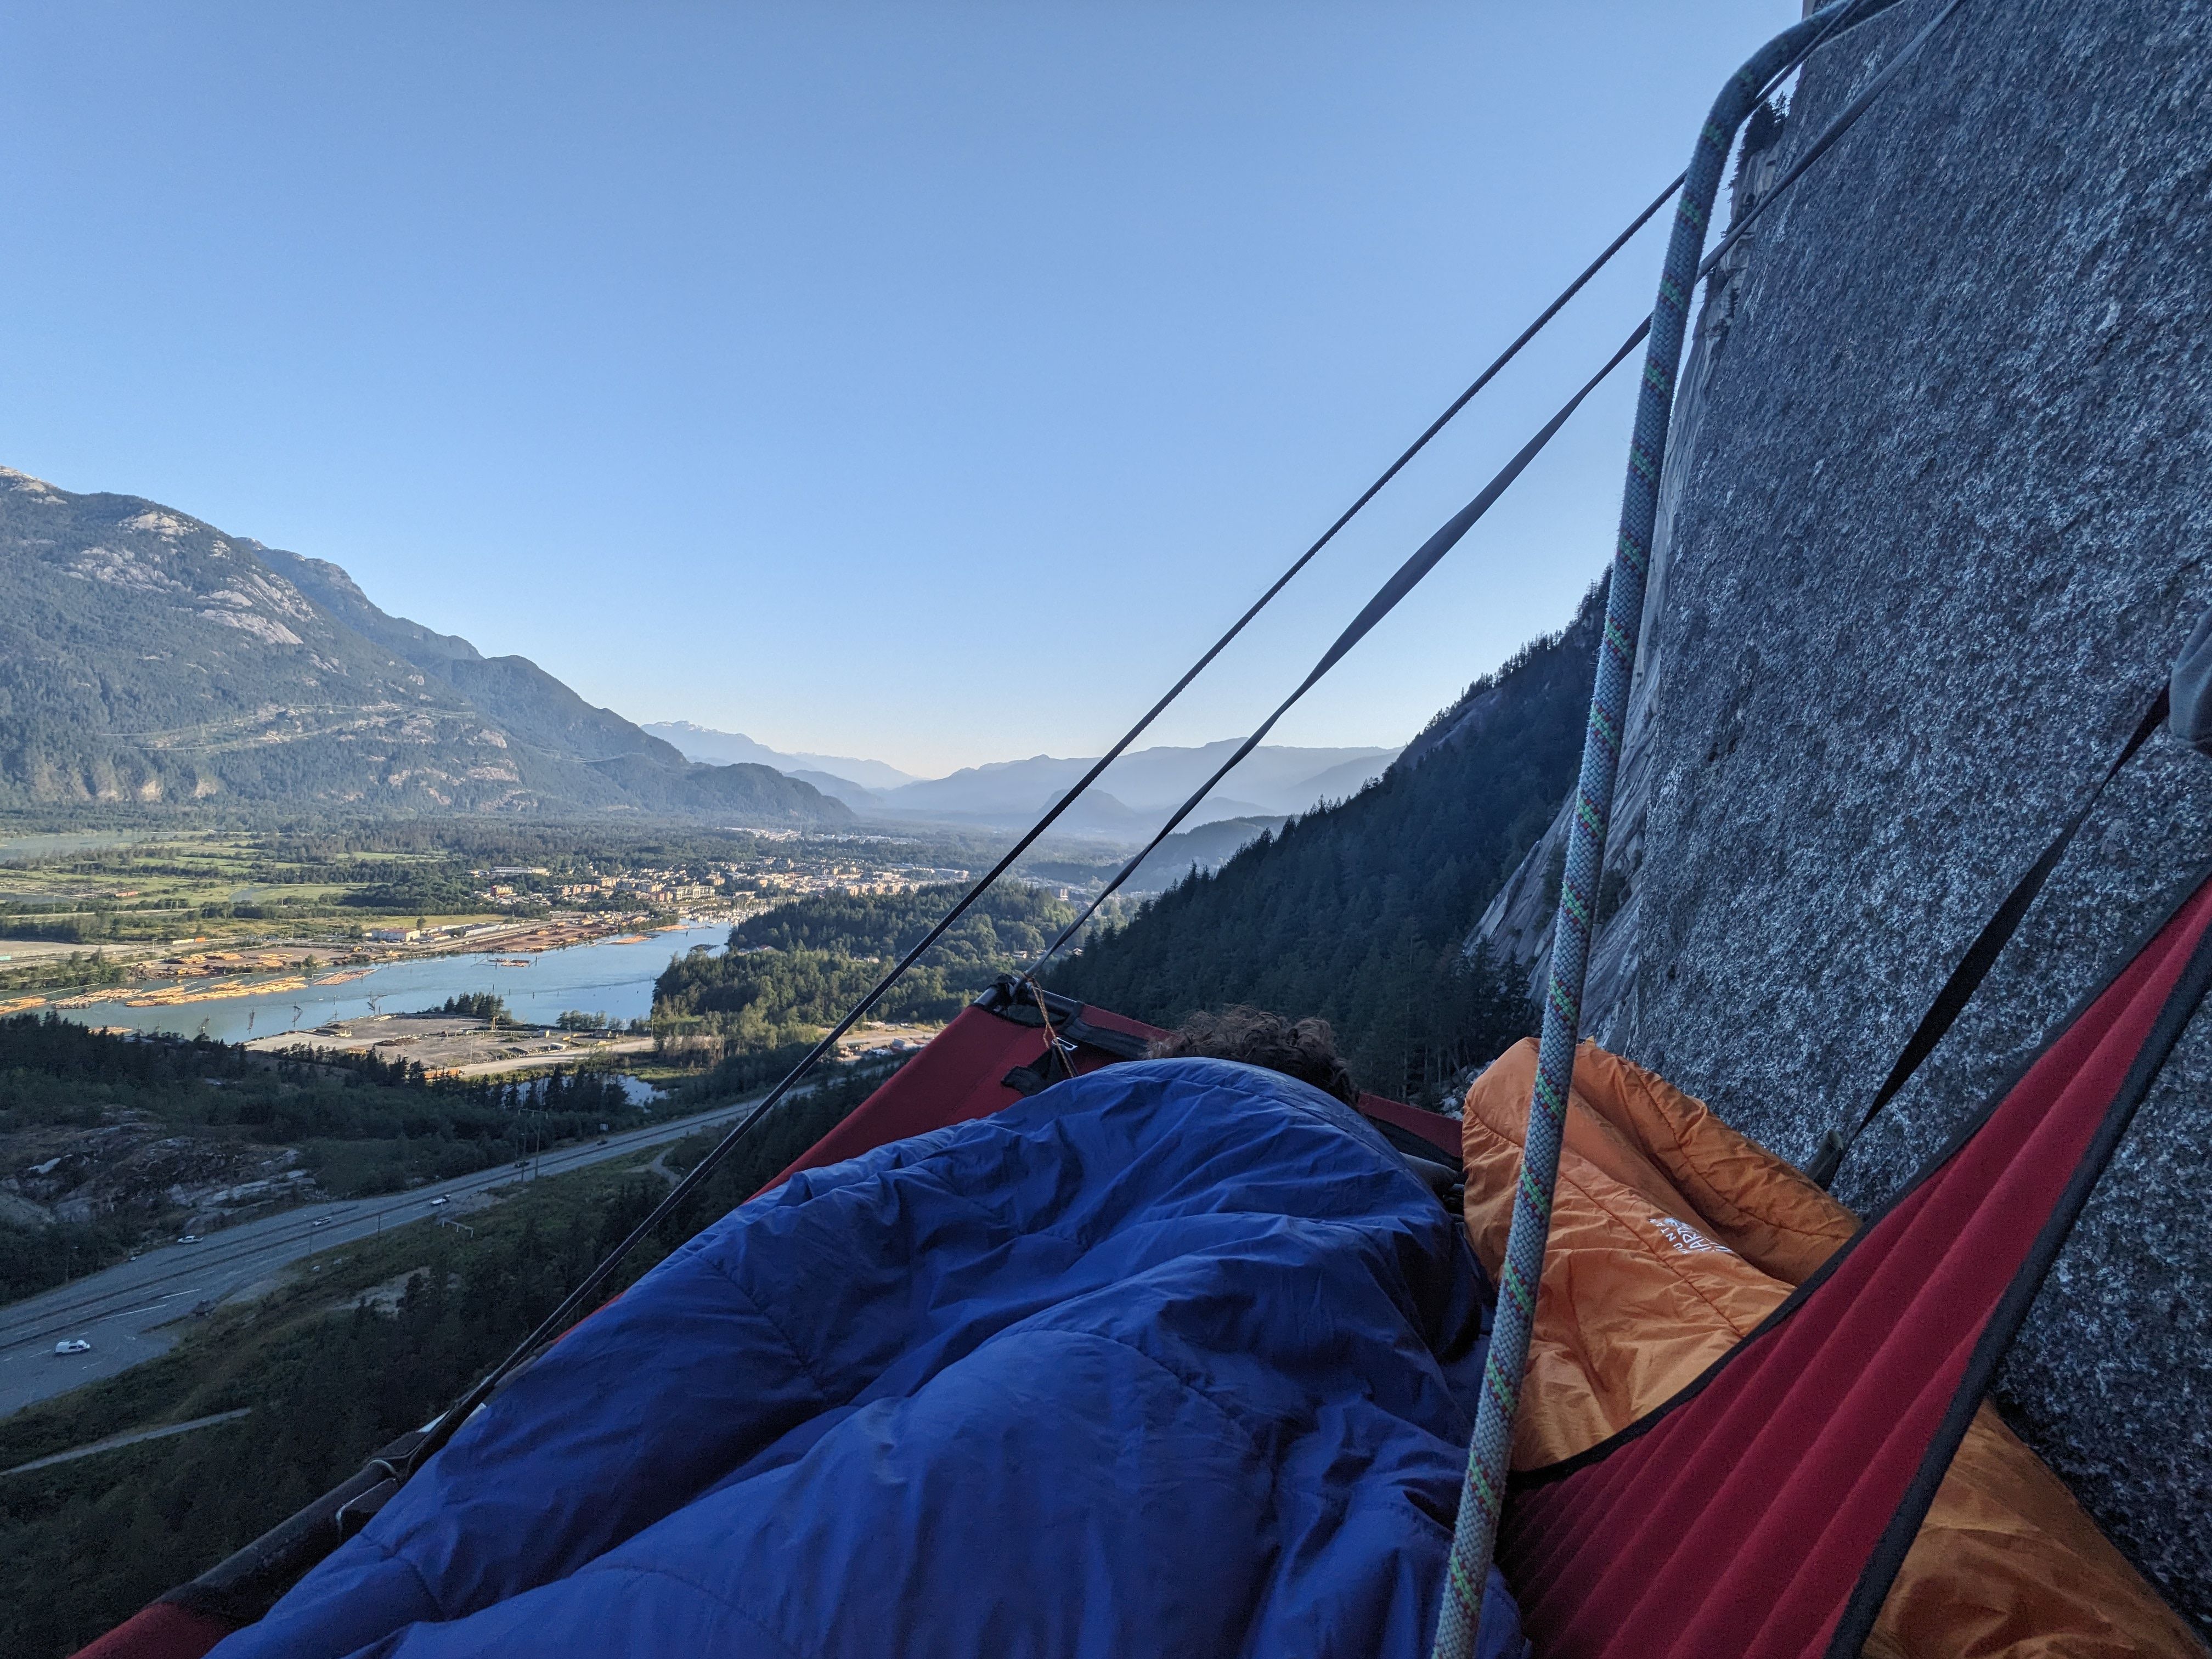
[76,891,2212,1659]
[1498,871,2212,1658]
[70,1606,234,1659]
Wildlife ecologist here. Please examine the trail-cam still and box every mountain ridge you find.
[1045,581,1602,1100]
[0,467,846,825]
[650,720,1401,835]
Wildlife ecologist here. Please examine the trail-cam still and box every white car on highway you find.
[53,1339,92,1355]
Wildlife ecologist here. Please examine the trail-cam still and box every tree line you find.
[0,1015,650,1302]
[651,884,1074,1064]
[1047,583,1602,1104]
[0,1056,905,1658]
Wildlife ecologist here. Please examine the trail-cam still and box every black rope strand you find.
[397,0,1916,1482]
[393,173,1713,1478]
[1025,975,1077,1082]
[1024,330,1651,977]
[1025,0,1940,980]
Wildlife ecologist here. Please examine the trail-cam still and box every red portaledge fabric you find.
[755,1005,1460,1196]
[753,1000,1165,1195]
[1356,1090,1464,1160]
[1498,873,2212,1659]
[70,1604,234,1659]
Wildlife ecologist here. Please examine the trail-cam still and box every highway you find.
[0,1094,770,1418]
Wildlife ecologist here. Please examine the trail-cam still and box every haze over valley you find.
[1,461,1399,853]
[646,721,1398,834]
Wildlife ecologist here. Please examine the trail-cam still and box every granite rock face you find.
[1475,0,2212,1628]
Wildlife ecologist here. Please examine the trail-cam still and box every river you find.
[57,921,732,1045]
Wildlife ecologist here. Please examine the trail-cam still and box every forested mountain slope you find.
[1047,582,1602,1101]
[267,551,690,769]
[0,467,843,824]
[653,883,1074,1065]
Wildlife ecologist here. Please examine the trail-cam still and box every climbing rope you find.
[1025,974,1079,1081]
[1429,2,1969,1654]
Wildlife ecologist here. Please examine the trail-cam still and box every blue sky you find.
[0,2,1790,776]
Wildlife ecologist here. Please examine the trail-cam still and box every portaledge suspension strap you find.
[1805,685,2169,1189]
[1430,1,1966,1654]
[397,0,1913,1502]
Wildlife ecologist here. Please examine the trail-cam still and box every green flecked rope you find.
[1426,4,1887,1654]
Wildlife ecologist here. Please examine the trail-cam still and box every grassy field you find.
[0,831,494,949]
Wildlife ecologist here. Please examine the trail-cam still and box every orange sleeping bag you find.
[1461,1037,2205,1659]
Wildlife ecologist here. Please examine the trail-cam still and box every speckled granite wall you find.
[1485,0,2212,1629]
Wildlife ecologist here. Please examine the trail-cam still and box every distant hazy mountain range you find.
[1125,815,1289,888]
[0,458,1395,834]
[641,724,918,792]
[0,467,847,823]
[648,722,1399,836]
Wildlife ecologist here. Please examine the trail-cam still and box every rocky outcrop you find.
[1472,0,2212,1627]
[1,1118,315,1227]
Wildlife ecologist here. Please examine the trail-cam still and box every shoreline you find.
[0,909,747,1023]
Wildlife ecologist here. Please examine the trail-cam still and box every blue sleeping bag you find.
[213,1058,1530,1658]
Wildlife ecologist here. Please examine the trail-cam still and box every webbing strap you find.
[1805,686,2169,1188]
[1025,0,1937,985]
[386,99,1719,1493]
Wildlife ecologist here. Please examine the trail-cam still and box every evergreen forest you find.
[0,1016,647,1302]
[651,883,1075,1063]
[1047,583,1601,1102]
[0,1058,895,1658]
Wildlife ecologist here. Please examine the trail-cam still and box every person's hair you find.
[1147,1006,1359,1105]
